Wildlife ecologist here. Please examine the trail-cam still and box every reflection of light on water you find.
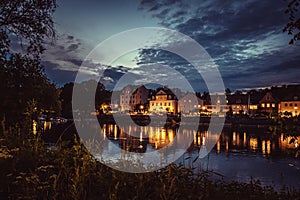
[140,131,143,142]
[217,140,220,152]
[279,134,300,150]
[243,132,247,147]
[226,138,229,153]
[148,127,174,149]
[262,140,266,155]
[202,136,206,146]
[250,138,258,151]
[232,131,236,145]
[114,124,117,140]
[103,124,106,139]
[168,129,174,142]
[266,140,271,155]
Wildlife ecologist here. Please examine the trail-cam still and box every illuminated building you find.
[179,92,203,115]
[149,87,179,114]
[259,92,277,114]
[119,85,149,112]
[226,93,249,115]
[278,94,300,116]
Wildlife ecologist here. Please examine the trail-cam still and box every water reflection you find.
[100,123,300,157]
[98,123,300,189]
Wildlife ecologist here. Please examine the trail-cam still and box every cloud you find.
[137,0,300,90]
[67,44,79,51]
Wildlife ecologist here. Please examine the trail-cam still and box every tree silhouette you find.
[0,0,58,124]
[284,0,300,44]
[1,54,60,124]
[0,0,56,58]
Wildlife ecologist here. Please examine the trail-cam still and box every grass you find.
[0,123,300,200]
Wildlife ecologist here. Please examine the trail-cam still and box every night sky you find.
[42,0,300,91]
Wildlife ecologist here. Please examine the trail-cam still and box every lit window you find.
[266,103,270,108]
[189,99,191,102]
[261,103,265,108]
[272,104,275,108]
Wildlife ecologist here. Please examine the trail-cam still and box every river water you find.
[98,123,300,190]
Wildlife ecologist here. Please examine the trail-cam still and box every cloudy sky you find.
[42,0,300,92]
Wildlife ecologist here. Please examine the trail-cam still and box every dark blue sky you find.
[42,0,300,91]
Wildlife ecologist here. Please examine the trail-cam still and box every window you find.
[272,103,275,108]
[290,103,293,107]
[261,103,265,108]
[285,103,288,107]
[152,103,154,106]
[164,103,167,106]
[160,103,162,106]
[266,103,270,108]
[295,103,298,106]
[169,103,171,106]
[189,99,192,103]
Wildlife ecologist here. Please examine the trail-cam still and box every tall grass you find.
[0,123,300,199]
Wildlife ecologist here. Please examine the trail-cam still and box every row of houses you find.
[112,85,300,116]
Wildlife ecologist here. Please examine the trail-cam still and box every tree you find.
[225,88,231,96]
[0,0,57,59]
[0,54,60,124]
[0,0,58,125]
[284,0,300,44]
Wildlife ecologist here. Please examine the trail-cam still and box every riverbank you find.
[1,126,300,199]
[95,114,275,128]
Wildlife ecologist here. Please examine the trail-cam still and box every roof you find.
[281,94,300,102]
[227,94,248,105]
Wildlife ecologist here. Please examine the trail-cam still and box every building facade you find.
[227,93,249,115]
[259,92,277,114]
[278,94,300,116]
[179,92,203,115]
[119,85,149,112]
[149,87,178,114]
